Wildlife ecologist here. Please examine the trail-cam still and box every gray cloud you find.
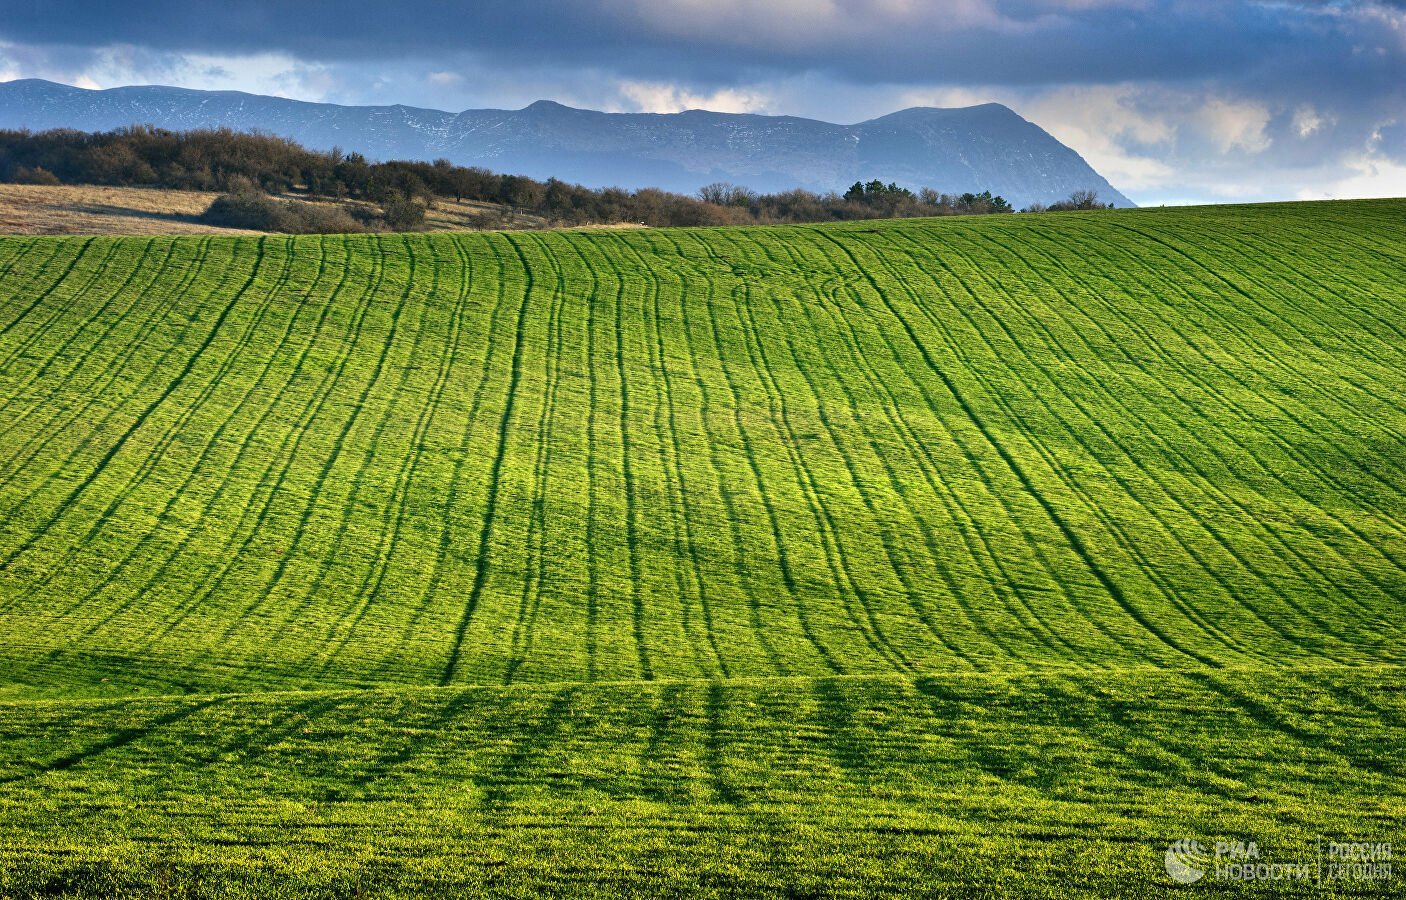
[1,0,1403,204]
[0,1,1393,86]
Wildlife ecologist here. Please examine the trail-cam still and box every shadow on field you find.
[193,695,345,771]
[1185,670,1398,777]
[812,677,876,780]
[637,682,695,804]
[72,202,206,226]
[355,690,488,785]
[705,681,743,805]
[480,686,581,806]
[0,696,223,785]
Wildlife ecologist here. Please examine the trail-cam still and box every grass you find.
[0,183,254,236]
[0,199,1402,895]
[1,667,1400,898]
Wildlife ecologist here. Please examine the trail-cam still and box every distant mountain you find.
[0,79,1135,209]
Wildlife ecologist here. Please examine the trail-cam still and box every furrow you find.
[803,232,1145,665]
[1005,221,1392,643]
[145,237,392,647]
[702,229,924,671]
[0,236,96,341]
[33,237,318,631]
[601,231,730,677]
[955,226,1334,658]
[674,229,850,674]
[812,227,1221,668]
[878,226,1267,662]
[764,229,1077,666]
[66,236,353,645]
[1050,220,1406,599]
[503,232,567,684]
[232,236,423,642]
[0,236,274,577]
[439,233,537,686]
[650,228,805,676]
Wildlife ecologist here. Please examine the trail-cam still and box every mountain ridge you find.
[0,78,1135,208]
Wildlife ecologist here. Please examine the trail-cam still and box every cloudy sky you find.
[1,0,1404,205]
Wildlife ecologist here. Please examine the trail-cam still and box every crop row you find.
[0,202,1402,696]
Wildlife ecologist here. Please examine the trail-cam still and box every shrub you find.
[200,191,284,230]
[1043,190,1111,212]
[381,197,427,231]
[199,191,364,234]
[292,203,366,234]
[11,166,61,186]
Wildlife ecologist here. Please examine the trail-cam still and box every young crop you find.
[0,199,1402,896]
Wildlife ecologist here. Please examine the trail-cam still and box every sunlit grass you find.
[0,199,1402,895]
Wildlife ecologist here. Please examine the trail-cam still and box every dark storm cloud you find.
[0,0,1395,88]
[2,1,609,62]
[3,1,1404,204]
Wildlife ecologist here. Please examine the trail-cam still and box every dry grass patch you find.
[0,182,568,235]
[0,183,260,236]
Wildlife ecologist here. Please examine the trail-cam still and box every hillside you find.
[0,183,559,236]
[0,79,1136,209]
[0,201,1403,895]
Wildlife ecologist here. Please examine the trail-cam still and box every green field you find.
[0,200,1402,896]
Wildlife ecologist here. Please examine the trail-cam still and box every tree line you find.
[0,125,1103,231]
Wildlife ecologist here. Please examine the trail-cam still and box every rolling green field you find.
[0,200,1403,896]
